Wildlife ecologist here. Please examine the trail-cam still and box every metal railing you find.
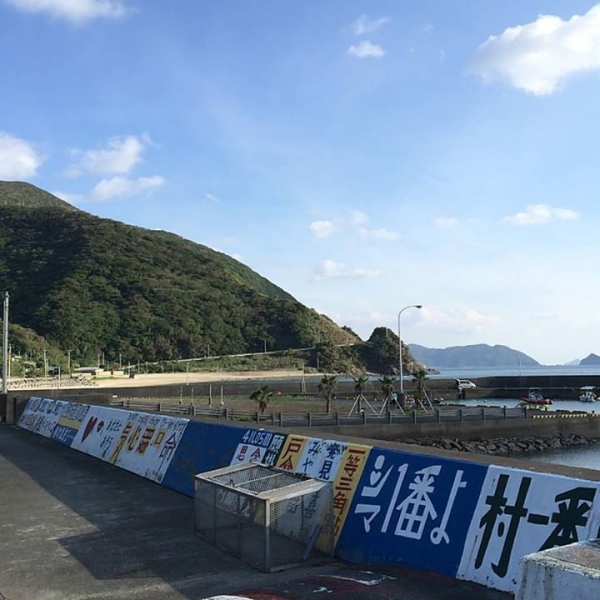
[9,376,97,389]
[107,398,568,427]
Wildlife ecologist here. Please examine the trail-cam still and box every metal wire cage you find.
[194,462,334,572]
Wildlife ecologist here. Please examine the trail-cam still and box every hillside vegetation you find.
[0,181,359,367]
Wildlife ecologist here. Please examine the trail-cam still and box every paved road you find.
[0,425,513,600]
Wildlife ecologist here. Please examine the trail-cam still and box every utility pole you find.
[43,348,48,377]
[2,292,9,394]
[67,350,72,377]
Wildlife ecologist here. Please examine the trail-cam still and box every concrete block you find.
[516,540,600,600]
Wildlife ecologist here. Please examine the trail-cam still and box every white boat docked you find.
[579,386,597,402]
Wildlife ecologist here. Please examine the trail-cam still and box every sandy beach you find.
[6,369,323,392]
[88,369,314,388]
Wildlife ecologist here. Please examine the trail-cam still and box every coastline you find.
[86,369,313,388]
[402,433,599,456]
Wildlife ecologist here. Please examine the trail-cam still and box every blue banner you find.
[336,447,488,576]
[161,421,248,496]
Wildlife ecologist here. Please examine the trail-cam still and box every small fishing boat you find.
[579,386,597,403]
[519,387,552,407]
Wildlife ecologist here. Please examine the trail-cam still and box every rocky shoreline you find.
[401,433,599,456]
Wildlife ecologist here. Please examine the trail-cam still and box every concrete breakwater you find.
[402,433,599,455]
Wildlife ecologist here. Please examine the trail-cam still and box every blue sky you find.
[1,0,600,365]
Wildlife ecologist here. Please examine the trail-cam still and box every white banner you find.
[458,465,600,592]
[18,397,69,438]
[71,405,130,459]
[295,437,348,482]
[71,406,189,483]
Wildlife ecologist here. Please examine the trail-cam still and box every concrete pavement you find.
[0,424,513,600]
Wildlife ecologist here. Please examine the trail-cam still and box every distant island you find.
[580,353,600,366]
[408,344,540,369]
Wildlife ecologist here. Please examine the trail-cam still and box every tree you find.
[379,374,395,397]
[379,375,397,409]
[349,374,371,415]
[353,375,369,397]
[250,384,274,413]
[412,368,429,402]
[317,374,337,413]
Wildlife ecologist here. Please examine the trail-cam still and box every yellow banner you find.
[276,435,309,472]
[318,443,372,549]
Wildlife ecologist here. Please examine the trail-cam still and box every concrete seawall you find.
[306,414,600,443]
[13,394,600,595]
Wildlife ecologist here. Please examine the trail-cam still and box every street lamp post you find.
[398,304,423,396]
[2,292,9,395]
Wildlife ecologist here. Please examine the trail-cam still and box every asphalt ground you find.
[0,424,513,600]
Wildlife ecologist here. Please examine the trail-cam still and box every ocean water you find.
[444,398,600,414]
[388,365,600,471]
[526,446,600,471]
[430,365,600,379]
[441,396,600,472]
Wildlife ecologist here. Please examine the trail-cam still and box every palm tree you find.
[412,368,429,402]
[250,384,274,413]
[379,375,397,409]
[318,374,337,413]
[350,374,370,415]
[353,375,369,397]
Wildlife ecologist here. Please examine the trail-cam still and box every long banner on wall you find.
[18,398,188,484]
[16,396,600,594]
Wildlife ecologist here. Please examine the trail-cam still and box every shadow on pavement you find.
[0,425,513,600]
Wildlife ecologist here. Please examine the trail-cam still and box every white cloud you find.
[4,0,129,24]
[314,259,379,281]
[470,4,600,95]
[420,306,498,335]
[357,227,400,241]
[91,175,165,200]
[309,220,336,238]
[0,132,43,178]
[435,217,459,229]
[67,135,149,177]
[347,211,399,240]
[353,14,390,36]
[350,209,369,225]
[204,193,219,203]
[502,204,579,226]
[348,41,385,59]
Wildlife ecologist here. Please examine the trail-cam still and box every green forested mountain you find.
[0,181,78,211]
[0,181,358,365]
